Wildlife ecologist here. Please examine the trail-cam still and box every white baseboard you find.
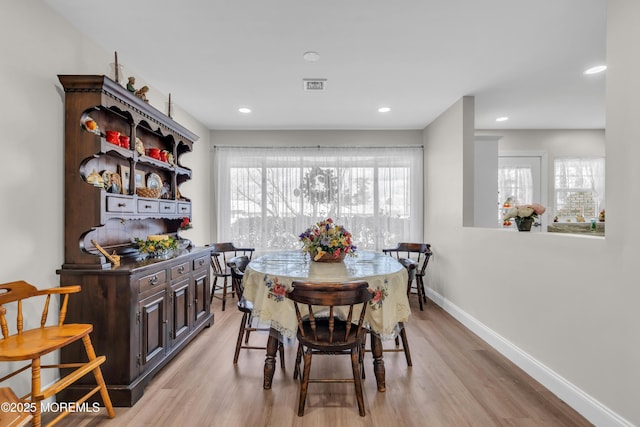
[426,288,634,427]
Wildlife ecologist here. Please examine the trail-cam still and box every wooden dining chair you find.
[208,242,255,310]
[227,257,284,368]
[288,280,372,417]
[382,242,432,310]
[0,280,115,427]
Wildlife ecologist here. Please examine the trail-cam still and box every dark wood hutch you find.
[56,75,213,406]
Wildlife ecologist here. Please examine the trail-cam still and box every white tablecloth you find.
[243,250,411,340]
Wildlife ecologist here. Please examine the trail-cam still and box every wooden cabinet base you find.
[58,313,212,407]
[58,248,213,407]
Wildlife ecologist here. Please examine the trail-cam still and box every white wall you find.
[0,0,211,395]
[474,136,500,227]
[422,2,639,425]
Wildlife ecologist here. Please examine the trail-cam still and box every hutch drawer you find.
[107,196,135,213]
[138,270,167,294]
[137,199,160,213]
[178,203,191,215]
[170,261,191,280]
[193,255,208,271]
[160,201,176,214]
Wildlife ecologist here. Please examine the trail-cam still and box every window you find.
[554,157,605,219]
[214,146,423,253]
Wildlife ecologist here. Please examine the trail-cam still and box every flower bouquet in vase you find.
[299,218,357,262]
[503,203,546,231]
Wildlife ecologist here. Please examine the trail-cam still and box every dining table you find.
[242,249,411,392]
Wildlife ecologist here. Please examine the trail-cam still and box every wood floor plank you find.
[47,296,592,426]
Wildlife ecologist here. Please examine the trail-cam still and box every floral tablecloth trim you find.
[263,274,287,302]
[369,279,389,311]
[250,313,298,341]
[366,321,405,341]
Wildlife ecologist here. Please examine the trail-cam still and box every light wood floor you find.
[50,295,591,427]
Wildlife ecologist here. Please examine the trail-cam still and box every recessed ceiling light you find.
[303,51,320,62]
[496,116,509,122]
[378,107,391,113]
[584,65,607,75]
[238,107,251,114]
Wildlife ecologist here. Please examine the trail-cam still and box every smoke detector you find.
[303,79,327,92]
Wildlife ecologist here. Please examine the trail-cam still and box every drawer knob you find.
[178,265,185,274]
[149,275,159,285]
[118,203,126,207]
[145,204,152,209]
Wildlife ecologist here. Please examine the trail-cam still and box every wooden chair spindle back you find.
[227,256,250,299]
[288,281,372,344]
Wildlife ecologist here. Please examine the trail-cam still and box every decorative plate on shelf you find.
[147,173,163,189]
[102,170,123,194]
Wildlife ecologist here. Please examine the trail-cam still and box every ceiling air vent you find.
[303,79,327,92]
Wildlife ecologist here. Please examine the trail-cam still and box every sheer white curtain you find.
[213,146,423,253]
[498,166,533,205]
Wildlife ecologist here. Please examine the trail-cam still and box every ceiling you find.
[44,0,607,131]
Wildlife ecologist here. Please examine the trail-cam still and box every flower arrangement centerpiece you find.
[135,235,178,258]
[299,218,357,262]
[503,203,546,231]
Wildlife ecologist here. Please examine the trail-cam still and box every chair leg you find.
[351,347,366,416]
[31,357,42,427]
[278,342,285,369]
[416,277,424,311]
[82,335,115,418]
[419,276,427,303]
[209,276,218,305]
[221,277,228,311]
[245,313,254,344]
[234,313,248,364]
[360,345,366,380]
[398,325,412,366]
[293,343,303,380]
[297,350,312,416]
[361,333,368,379]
